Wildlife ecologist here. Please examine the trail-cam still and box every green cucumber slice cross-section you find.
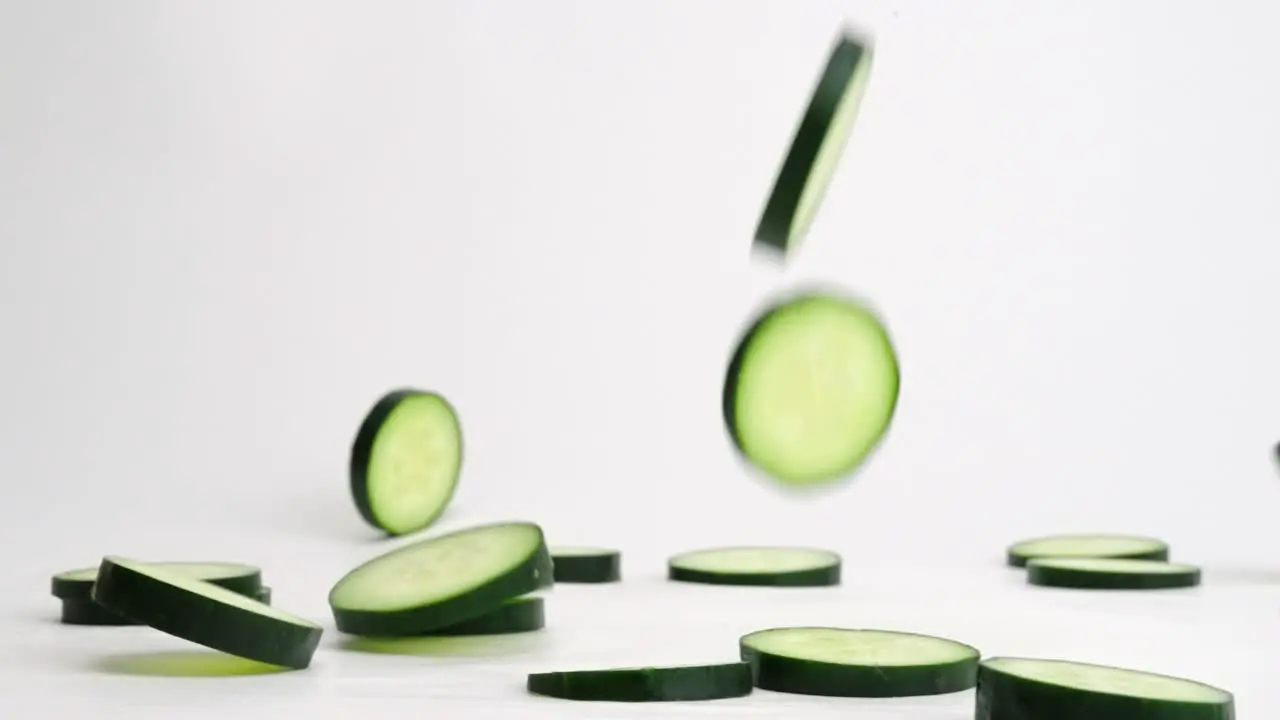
[668,546,841,586]
[550,547,621,583]
[976,657,1234,720]
[1025,558,1201,590]
[527,662,754,702]
[349,388,464,536]
[92,556,323,669]
[328,520,553,636]
[740,627,980,697]
[1005,534,1170,568]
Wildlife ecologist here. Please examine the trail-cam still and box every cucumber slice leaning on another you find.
[740,627,980,697]
[668,546,841,586]
[427,596,545,636]
[1025,558,1201,590]
[550,547,621,583]
[527,662,754,702]
[52,561,263,600]
[92,557,323,669]
[1005,534,1170,568]
[329,520,553,636]
[976,657,1234,720]
[754,29,875,260]
[724,290,899,487]
[350,388,464,536]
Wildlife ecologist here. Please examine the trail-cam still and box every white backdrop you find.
[2,0,1279,717]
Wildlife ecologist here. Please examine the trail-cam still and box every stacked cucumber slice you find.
[51,561,269,626]
[1006,533,1202,591]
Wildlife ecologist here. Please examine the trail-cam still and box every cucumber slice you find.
[329,520,553,636]
[723,291,898,487]
[428,596,545,636]
[1006,534,1170,568]
[977,657,1234,720]
[740,627,980,697]
[1026,558,1201,590]
[550,546,621,583]
[754,30,874,258]
[668,546,840,586]
[255,586,272,604]
[59,599,137,626]
[527,662,754,702]
[350,388,464,536]
[92,556,323,669]
[51,561,262,599]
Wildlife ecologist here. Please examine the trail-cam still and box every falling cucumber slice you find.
[1005,534,1170,568]
[92,556,323,669]
[349,388,464,536]
[754,30,874,259]
[723,290,899,487]
[527,662,754,701]
[550,547,621,583]
[977,657,1234,720]
[740,627,980,697]
[1026,558,1202,590]
[52,561,262,599]
[668,546,841,587]
[328,520,553,636]
[427,596,545,636]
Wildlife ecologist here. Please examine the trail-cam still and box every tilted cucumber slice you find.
[977,657,1234,720]
[92,557,323,669]
[724,290,899,486]
[740,627,979,697]
[428,596,545,636]
[527,662,753,702]
[754,30,874,259]
[668,546,841,586]
[52,561,262,599]
[59,583,275,626]
[350,388,464,536]
[550,546,621,583]
[328,520,553,636]
[1006,534,1170,568]
[1026,558,1201,590]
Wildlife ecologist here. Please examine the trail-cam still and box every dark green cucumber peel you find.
[668,546,841,587]
[976,657,1235,720]
[1005,534,1171,568]
[329,521,554,637]
[527,662,754,702]
[1025,558,1202,590]
[427,596,545,636]
[59,599,138,626]
[754,30,874,258]
[550,547,621,583]
[740,627,980,698]
[52,561,263,600]
[93,556,323,669]
[723,290,899,487]
[349,388,464,537]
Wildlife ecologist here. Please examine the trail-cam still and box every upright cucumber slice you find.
[1026,558,1201,590]
[740,627,980,697]
[527,662,754,702]
[328,520,553,636]
[550,547,621,583]
[52,561,262,599]
[668,546,841,586]
[754,30,874,259]
[723,290,898,486]
[1006,534,1170,568]
[428,596,545,636]
[977,657,1234,720]
[350,388,464,536]
[92,557,323,669]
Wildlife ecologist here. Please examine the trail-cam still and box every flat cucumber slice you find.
[754,30,874,259]
[92,557,323,669]
[550,546,621,583]
[1026,558,1201,590]
[1006,534,1170,568]
[428,596,545,636]
[51,561,262,599]
[350,388,464,536]
[723,291,898,487]
[527,662,754,702]
[329,520,553,636]
[740,627,980,697]
[59,599,137,626]
[977,657,1234,720]
[669,546,841,587]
